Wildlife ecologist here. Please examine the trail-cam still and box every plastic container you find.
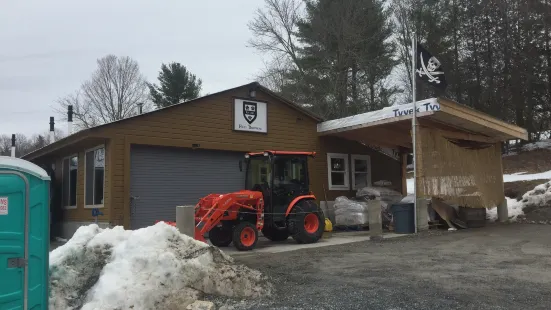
[0,156,51,310]
[391,203,415,234]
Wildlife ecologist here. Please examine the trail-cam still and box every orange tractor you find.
[192,150,325,251]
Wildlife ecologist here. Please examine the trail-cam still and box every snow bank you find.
[522,140,551,152]
[503,170,551,182]
[49,222,273,310]
[487,181,551,221]
[486,197,524,222]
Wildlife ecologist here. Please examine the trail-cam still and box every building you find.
[25,82,404,238]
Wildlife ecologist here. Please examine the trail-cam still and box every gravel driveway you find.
[212,223,551,310]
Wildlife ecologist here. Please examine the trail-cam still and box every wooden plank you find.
[437,98,528,140]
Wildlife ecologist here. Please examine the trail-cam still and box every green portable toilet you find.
[0,156,50,310]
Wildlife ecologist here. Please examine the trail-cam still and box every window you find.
[62,155,78,209]
[327,153,349,190]
[85,146,105,207]
[245,156,271,190]
[352,155,371,189]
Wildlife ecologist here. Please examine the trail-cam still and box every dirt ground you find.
[211,223,551,310]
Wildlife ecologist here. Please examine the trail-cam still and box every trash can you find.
[391,203,415,234]
[0,156,50,310]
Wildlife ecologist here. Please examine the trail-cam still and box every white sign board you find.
[0,197,7,215]
[317,98,440,133]
[234,99,268,133]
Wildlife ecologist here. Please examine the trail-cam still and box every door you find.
[129,145,246,229]
[0,172,28,310]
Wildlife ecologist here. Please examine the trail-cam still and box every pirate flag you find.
[416,43,447,90]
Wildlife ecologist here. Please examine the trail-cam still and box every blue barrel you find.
[0,156,50,310]
[391,203,415,234]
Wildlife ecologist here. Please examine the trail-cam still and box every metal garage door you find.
[129,145,245,229]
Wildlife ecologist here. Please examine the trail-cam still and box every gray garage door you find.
[130,145,245,229]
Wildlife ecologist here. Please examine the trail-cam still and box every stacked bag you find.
[333,181,404,227]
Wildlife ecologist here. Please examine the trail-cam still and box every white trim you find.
[62,153,78,209]
[327,153,349,190]
[84,144,105,208]
[351,154,372,190]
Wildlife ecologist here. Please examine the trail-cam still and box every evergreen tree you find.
[148,62,202,108]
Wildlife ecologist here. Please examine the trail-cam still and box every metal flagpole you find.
[411,32,418,233]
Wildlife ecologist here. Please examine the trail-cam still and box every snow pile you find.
[487,181,551,222]
[521,140,551,152]
[49,222,273,310]
[503,170,551,182]
[486,197,525,222]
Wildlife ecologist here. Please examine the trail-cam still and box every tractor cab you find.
[244,151,318,235]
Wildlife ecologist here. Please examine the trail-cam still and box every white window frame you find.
[84,145,106,209]
[351,154,372,190]
[62,153,78,210]
[327,153,350,190]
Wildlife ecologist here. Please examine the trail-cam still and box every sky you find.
[0,0,266,136]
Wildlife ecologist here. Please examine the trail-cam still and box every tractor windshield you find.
[245,156,272,191]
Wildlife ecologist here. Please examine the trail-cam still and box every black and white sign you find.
[416,43,448,90]
[234,99,267,133]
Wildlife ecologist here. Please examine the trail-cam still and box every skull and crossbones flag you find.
[415,43,448,90]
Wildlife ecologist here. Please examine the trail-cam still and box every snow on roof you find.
[0,156,50,180]
[317,98,439,133]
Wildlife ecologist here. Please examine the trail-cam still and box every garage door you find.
[130,145,245,229]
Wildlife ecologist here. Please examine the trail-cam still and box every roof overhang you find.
[317,98,528,150]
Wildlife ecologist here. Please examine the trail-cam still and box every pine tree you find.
[148,62,202,109]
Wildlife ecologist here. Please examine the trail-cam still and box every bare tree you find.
[248,0,304,72]
[57,55,150,129]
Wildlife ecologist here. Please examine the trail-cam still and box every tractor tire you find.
[287,200,325,244]
[209,226,232,247]
[261,226,289,242]
[232,222,258,251]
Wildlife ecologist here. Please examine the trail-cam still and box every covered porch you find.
[317,97,528,233]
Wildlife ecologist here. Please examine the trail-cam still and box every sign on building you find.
[234,99,268,133]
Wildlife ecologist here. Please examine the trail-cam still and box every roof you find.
[23,82,323,160]
[318,97,528,150]
[0,156,51,180]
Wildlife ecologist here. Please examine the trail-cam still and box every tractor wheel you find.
[287,200,325,244]
[261,226,289,242]
[209,226,233,247]
[233,222,258,251]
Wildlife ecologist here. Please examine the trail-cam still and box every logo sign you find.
[243,101,257,124]
[234,99,267,133]
[0,197,8,215]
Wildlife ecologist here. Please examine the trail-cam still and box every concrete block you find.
[368,200,383,238]
[498,199,508,223]
[176,205,195,237]
[416,199,429,231]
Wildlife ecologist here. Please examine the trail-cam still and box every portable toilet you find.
[0,156,50,310]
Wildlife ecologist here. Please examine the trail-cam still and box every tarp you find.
[416,127,505,208]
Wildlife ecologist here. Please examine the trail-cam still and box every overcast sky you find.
[0,0,265,136]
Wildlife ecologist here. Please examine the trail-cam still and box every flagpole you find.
[411,32,418,233]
